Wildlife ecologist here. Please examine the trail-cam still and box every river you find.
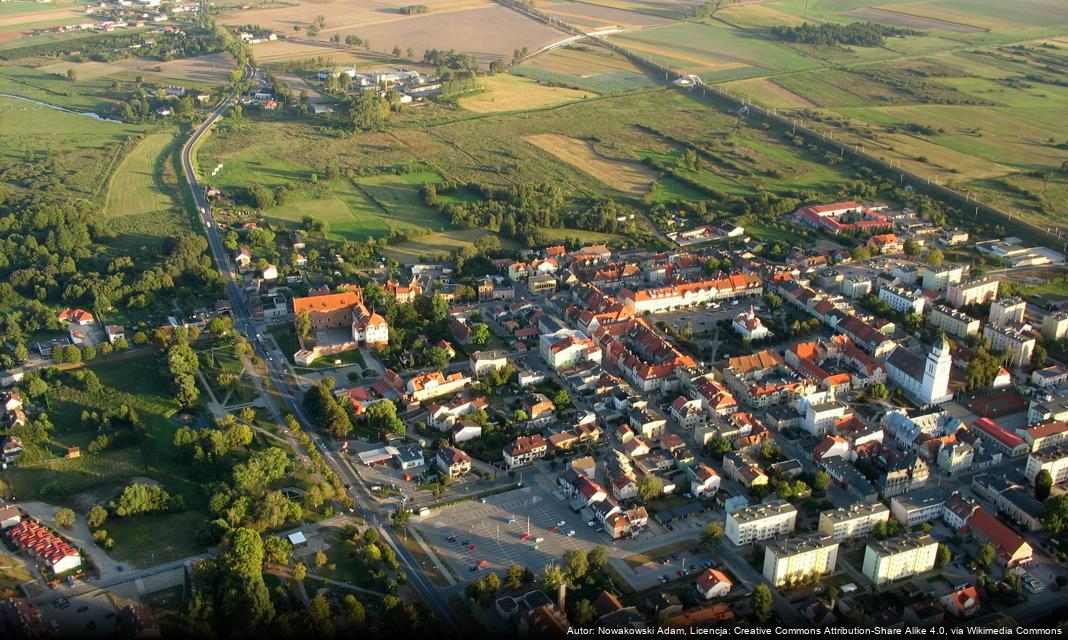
[0,92,122,123]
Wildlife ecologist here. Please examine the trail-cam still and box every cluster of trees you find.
[304,377,354,439]
[6,26,227,63]
[770,21,918,47]
[400,4,429,14]
[423,48,479,74]
[166,335,201,407]
[440,70,481,100]
[423,181,568,245]
[198,447,303,543]
[346,91,390,132]
[80,402,146,454]
[0,192,217,320]
[173,413,255,475]
[362,399,405,437]
[111,482,180,517]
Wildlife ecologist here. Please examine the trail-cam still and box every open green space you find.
[105,132,179,218]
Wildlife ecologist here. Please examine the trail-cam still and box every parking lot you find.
[413,485,601,582]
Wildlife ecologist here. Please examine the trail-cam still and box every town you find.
[3,0,1068,637]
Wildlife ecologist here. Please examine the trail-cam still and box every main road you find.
[179,67,466,635]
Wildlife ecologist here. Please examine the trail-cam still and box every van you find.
[534,536,544,543]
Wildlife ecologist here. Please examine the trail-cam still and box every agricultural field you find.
[105,132,179,218]
[458,73,594,113]
[109,52,237,89]
[514,44,657,93]
[223,0,564,66]
[540,1,674,31]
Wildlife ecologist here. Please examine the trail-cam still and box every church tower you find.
[920,334,952,404]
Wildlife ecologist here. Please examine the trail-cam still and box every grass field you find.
[458,73,594,113]
[515,44,658,93]
[525,132,657,195]
[105,132,179,218]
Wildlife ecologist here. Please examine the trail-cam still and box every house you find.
[7,519,82,574]
[695,568,732,600]
[1,436,23,463]
[0,505,21,529]
[436,446,472,479]
[524,393,556,424]
[262,264,278,281]
[470,350,510,378]
[866,233,902,255]
[105,325,125,345]
[939,586,980,618]
[687,464,721,498]
[234,246,252,271]
[504,435,548,469]
[57,308,94,325]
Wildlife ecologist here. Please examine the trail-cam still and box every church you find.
[885,335,953,406]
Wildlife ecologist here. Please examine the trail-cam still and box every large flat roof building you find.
[818,502,891,542]
[726,499,797,546]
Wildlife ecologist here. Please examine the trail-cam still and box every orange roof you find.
[293,291,362,315]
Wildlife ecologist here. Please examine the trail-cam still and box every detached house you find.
[504,435,548,469]
[436,445,472,479]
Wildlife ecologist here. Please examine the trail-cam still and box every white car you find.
[565,530,576,537]
[555,520,566,527]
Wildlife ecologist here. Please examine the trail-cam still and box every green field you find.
[105,132,179,217]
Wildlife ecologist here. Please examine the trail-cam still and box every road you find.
[178,67,467,634]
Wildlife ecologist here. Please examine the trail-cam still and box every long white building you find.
[763,533,840,587]
[862,533,938,587]
[726,499,797,546]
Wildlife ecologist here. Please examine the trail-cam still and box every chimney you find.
[557,581,567,613]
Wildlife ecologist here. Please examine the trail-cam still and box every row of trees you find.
[770,21,918,47]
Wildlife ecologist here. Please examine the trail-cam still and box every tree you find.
[812,471,831,493]
[54,507,76,529]
[470,323,490,346]
[505,564,524,590]
[752,584,773,623]
[1036,469,1054,501]
[307,594,334,636]
[587,547,607,570]
[925,248,944,266]
[342,594,366,623]
[1030,343,1048,371]
[348,91,389,131]
[563,549,588,582]
[868,381,889,401]
[706,436,732,457]
[904,238,921,256]
[552,389,571,410]
[700,522,723,548]
[66,68,77,82]
[296,310,311,338]
[364,399,404,436]
[314,549,328,568]
[572,599,596,625]
[293,562,307,580]
[86,504,108,528]
[975,543,995,569]
[637,475,663,502]
[936,543,952,568]
[540,564,565,592]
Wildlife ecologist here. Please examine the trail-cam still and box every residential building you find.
[983,322,1036,368]
[922,264,966,292]
[940,587,981,618]
[862,533,938,587]
[618,273,762,314]
[866,233,903,255]
[7,519,82,574]
[503,435,549,468]
[937,441,975,475]
[989,297,1027,328]
[879,286,925,315]
[686,464,721,498]
[528,274,558,295]
[725,499,797,546]
[1031,365,1068,389]
[941,492,978,530]
[436,446,472,478]
[407,370,472,403]
[1041,311,1068,342]
[732,306,770,341]
[946,278,999,309]
[539,329,601,372]
[763,533,840,587]
[818,502,890,542]
[1024,445,1068,485]
[695,569,732,600]
[470,350,510,377]
[1016,419,1068,451]
[890,488,947,527]
[927,305,980,338]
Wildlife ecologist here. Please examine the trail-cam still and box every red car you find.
[520,533,531,540]
[467,545,477,552]
[477,560,488,568]
[550,525,560,532]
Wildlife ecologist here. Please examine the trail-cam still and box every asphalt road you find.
[178,70,466,635]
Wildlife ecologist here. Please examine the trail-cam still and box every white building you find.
[983,323,1035,368]
[726,499,797,546]
[732,306,770,341]
[763,533,840,587]
[927,305,980,338]
[946,278,999,309]
[879,286,926,316]
[1041,311,1068,342]
[539,329,601,372]
[1024,445,1068,485]
[989,297,1026,328]
[818,502,891,542]
[862,533,938,587]
[885,336,952,406]
[937,441,975,475]
[890,489,946,527]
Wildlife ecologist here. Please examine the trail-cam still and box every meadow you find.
[458,73,595,113]
[513,44,658,94]
[105,132,180,218]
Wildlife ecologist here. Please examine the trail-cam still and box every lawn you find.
[105,132,179,218]
[0,548,33,590]
[104,510,207,566]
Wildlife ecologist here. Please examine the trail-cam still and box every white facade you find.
[989,297,1026,328]
[983,323,1035,368]
[862,534,938,587]
[818,502,890,542]
[763,533,840,587]
[726,499,797,546]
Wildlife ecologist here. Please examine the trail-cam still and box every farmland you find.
[458,73,594,113]
[514,44,657,93]
[525,132,656,195]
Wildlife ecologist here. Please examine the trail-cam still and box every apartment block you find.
[725,499,797,546]
[927,305,980,338]
[818,502,891,542]
[989,297,1026,328]
[946,278,999,309]
[983,323,1035,368]
[862,533,938,587]
[762,533,840,587]
[1024,445,1068,486]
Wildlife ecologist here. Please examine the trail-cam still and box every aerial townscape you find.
[2,0,1068,638]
